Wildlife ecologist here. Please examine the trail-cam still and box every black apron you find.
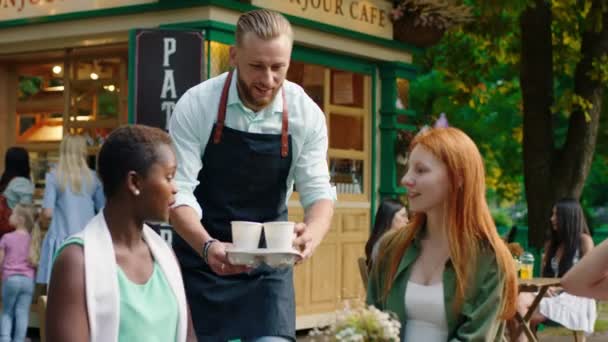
[173,71,295,341]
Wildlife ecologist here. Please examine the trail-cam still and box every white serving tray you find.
[226,248,302,268]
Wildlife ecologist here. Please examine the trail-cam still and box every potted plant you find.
[390,0,472,47]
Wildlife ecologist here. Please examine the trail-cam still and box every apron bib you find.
[173,71,295,341]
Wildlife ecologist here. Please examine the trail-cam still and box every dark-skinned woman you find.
[46,125,196,342]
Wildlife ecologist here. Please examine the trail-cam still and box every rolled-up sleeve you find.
[169,91,204,219]
[293,106,336,209]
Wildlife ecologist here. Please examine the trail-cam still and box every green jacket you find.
[367,234,507,341]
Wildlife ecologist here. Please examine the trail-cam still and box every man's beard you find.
[236,74,281,111]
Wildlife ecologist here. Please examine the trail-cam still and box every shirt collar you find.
[226,69,284,115]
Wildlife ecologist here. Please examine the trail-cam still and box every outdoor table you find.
[514,277,562,341]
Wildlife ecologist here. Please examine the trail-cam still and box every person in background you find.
[0,204,42,342]
[0,147,34,209]
[367,127,517,341]
[365,198,407,266]
[36,134,105,285]
[562,238,608,300]
[512,198,596,340]
[46,125,195,342]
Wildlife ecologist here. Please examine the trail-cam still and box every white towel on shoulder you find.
[73,212,188,342]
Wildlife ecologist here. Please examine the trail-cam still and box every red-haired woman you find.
[367,127,517,341]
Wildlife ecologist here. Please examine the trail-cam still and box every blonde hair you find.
[11,204,42,267]
[376,127,517,319]
[236,9,293,46]
[57,134,93,194]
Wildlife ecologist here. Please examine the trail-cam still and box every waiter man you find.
[169,9,335,342]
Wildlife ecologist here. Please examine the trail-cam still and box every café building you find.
[0,0,418,329]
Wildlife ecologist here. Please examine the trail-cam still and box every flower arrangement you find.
[390,0,473,31]
[308,304,401,342]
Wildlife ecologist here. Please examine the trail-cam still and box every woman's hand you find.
[546,286,563,297]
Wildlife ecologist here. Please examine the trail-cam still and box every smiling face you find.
[401,145,451,214]
[230,32,292,112]
[137,144,177,223]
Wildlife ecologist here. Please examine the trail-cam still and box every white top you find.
[169,70,336,219]
[404,281,449,341]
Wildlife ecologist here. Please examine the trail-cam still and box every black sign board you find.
[133,29,204,130]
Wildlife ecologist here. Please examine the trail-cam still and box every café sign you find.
[0,0,157,22]
[252,0,393,40]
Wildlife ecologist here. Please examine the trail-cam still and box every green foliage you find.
[589,54,608,83]
[18,76,41,99]
[581,96,608,210]
[492,208,514,227]
[403,0,607,212]
[406,6,524,205]
[97,91,119,117]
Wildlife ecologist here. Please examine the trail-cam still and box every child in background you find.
[0,204,42,342]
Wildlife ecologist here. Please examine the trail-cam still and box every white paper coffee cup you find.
[231,221,262,250]
[263,221,295,250]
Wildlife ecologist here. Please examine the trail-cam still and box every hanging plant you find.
[390,0,473,47]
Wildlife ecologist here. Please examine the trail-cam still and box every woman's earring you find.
[134,189,140,196]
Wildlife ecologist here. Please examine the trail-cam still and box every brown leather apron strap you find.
[213,70,233,144]
[281,89,289,158]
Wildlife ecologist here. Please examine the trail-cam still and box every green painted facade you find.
[378,62,418,199]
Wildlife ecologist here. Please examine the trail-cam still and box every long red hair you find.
[377,127,517,319]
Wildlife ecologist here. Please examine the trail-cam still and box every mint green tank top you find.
[55,238,178,342]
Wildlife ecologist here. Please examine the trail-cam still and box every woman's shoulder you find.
[7,176,33,187]
[580,233,593,244]
[53,237,85,262]
[50,242,86,299]
[580,233,594,254]
[5,177,34,193]
[53,241,85,275]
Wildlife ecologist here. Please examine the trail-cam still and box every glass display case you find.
[330,158,363,195]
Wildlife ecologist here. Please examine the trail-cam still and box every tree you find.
[520,0,608,247]
[406,0,607,247]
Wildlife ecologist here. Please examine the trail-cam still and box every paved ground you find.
[28,302,608,341]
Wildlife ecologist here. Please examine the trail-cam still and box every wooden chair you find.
[38,295,47,342]
[357,256,368,286]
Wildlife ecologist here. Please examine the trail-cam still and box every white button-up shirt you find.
[169,70,336,219]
